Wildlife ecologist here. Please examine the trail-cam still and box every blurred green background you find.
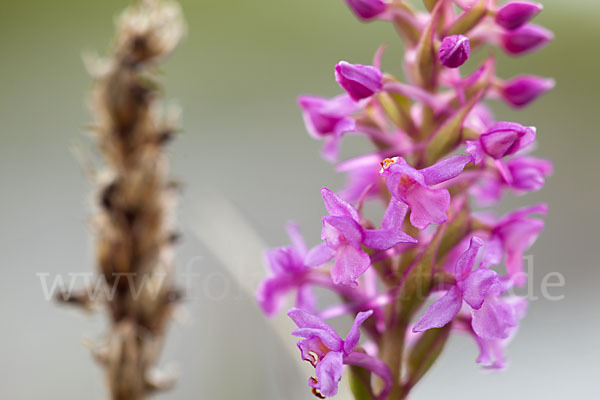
[1,0,598,398]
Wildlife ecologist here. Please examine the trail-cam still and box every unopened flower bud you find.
[344,0,388,21]
[499,75,555,108]
[506,157,553,191]
[495,2,543,31]
[438,35,470,68]
[335,61,383,101]
[480,122,536,159]
[501,24,553,55]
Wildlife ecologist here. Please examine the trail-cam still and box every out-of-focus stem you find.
[379,320,408,400]
[60,1,185,399]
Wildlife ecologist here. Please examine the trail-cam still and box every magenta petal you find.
[506,251,527,286]
[289,307,336,331]
[381,198,409,230]
[507,156,553,191]
[470,175,503,206]
[304,244,336,267]
[286,221,307,256]
[336,153,382,202]
[454,236,484,280]
[413,286,463,332]
[298,94,358,138]
[296,285,318,315]
[471,295,517,340]
[459,268,499,309]
[363,228,416,250]
[474,336,507,369]
[291,331,342,353]
[481,236,504,268]
[321,187,360,221]
[474,335,492,365]
[298,337,328,365]
[406,185,450,230]
[498,218,544,284]
[298,95,339,137]
[343,352,393,400]
[343,310,374,354]
[310,351,344,397]
[264,247,303,275]
[331,245,371,286]
[321,133,343,163]
[289,308,344,351]
[335,61,383,101]
[465,140,484,165]
[255,275,293,317]
[501,203,548,221]
[420,154,472,186]
[322,216,364,248]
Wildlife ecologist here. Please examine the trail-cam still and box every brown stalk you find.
[59,1,185,399]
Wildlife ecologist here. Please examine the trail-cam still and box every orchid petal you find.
[459,268,499,309]
[344,310,374,354]
[255,275,294,317]
[331,245,371,286]
[304,244,336,267]
[289,308,344,350]
[381,197,409,231]
[420,154,472,186]
[481,236,504,268]
[298,337,328,366]
[363,228,417,250]
[413,286,463,332]
[321,187,360,221]
[264,247,304,275]
[406,186,450,230]
[321,134,343,163]
[322,215,364,248]
[454,236,484,280]
[298,94,357,138]
[344,351,393,400]
[465,140,484,165]
[310,351,344,397]
[286,221,307,256]
[296,285,318,315]
[471,292,518,340]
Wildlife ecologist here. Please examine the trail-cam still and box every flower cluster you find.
[257,1,552,398]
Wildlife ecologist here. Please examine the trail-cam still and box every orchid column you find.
[257,1,553,399]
